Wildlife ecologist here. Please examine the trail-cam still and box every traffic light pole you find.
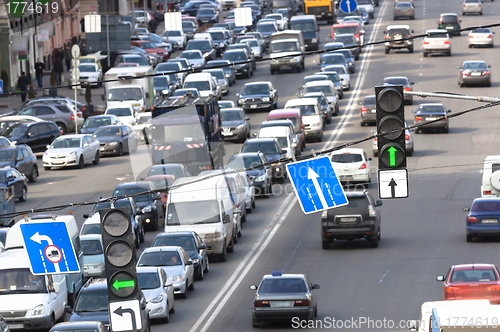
[405,91,500,103]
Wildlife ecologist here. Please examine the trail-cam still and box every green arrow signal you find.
[112,279,135,291]
[387,146,398,167]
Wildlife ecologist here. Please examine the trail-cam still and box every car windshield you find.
[164,30,181,37]
[463,62,488,70]
[80,223,102,235]
[451,269,497,282]
[182,21,195,28]
[266,14,281,20]
[334,26,358,35]
[384,78,409,85]
[209,31,225,40]
[156,63,180,72]
[138,251,182,266]
[0,149,15,162]
[243,39,259,47]
[333,50,352,59]
[419,105,445,113]
[304,86,333,95]
[153,235,197,250]
[241,84,270,95]
[325,66,346,75]
[93,126,122,137]
[269,117,297,126]
[148,165,184,178]
[334,35,355,44]
[426,32,448,38]
[198,8,215,14]
[322,73,340,82]
[51,138,81,149]
[223,51,246,62]
[124,56,149,66]
[183,81,211,91]
[154,76,170,87]
[79,65,97,72]
[331,153,363,163]
[207,70,224,79]
[258,278,306,293]
[108,88,142,101]
[83,117,111,128]
[304,76,326,85]
[138,42,157,49]
[241,142,279,154]
[167,200,221,225]
[228,156,264,170]
[3,124,28,137]
[218,102,234,109]
[257,24,277,33]
[271,41,298,52]
[137,272,161,290]
[173,89,200,97]
[107,108,132,117]
[181,51,202,59]
[221,110,243,121]
[287,105,318,116]
[113,186,151,202]
[81,239,103,255]
[290,21,316,33]
[0,269,48,295]
[74,290,108,312]
[187,40,211,50]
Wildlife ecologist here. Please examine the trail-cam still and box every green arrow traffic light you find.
[387,146,397,167]
[380,144,405,169]
[113,279,135,291]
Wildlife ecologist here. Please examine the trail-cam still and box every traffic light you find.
[375,85,406,171]
[100,207,140,303]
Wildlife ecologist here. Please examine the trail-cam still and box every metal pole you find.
[405,91,500,103]
[73,57,77,134]
[131,0,136,29]
[33,0,37,63]
[106,15,110,68]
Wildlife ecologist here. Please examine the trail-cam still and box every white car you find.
[105,106,136,126]
[137,266,175,322]
[42,134,101,170]
[241,38,262,59]
[342,15,365,27]
[422,29,452,57]
[132,112,152,142]
[264,13,288,31]
[330,148,372,185]
[80,234,105,279]
[468,27,494,48]
[77,63,103,87]
[324,64,351,91]
[162,30,187,49]
[357,0,375,18]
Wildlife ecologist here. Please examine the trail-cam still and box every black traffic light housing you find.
[100,207,141,303]
[375,85,406,171]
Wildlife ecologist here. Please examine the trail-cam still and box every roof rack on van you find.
[30,214,58,220]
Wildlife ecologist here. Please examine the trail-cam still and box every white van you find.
[428,304,500,332]
[4,215,84,307]
[193,32,213,43]
[165,173,236,262]
[284,98,324,142]
[481,155,500,197]
[257,126,296,161]
[183,72,219,98]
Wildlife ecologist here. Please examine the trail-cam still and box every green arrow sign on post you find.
[113,279,135,291]
[387,146,397,167]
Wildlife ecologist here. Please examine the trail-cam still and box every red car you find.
[437,264,500,304]
[131,40,169,61]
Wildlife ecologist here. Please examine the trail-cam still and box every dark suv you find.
[222,49,254,78]
[236,81,279,112]
[321,190,383,249]
[0,145,38,182]
[240,138,285,181]
[438,13,461,36]
[384,25,414,54]
[3,121,61,153]
[227,152,273,197]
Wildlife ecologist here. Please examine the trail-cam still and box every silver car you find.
[202,69,229,95]
[462,0,482,15]
[241,38,262,59]
[136,266,175,322]
[80,234,105,278]
[220,108,251,142]
[468,27,494,48]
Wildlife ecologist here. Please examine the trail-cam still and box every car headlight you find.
[312,38,317,43]
[11,141,17,144]
[225,73,230,78]
[69,151,77,157]
[191,258,199,264]
[32,304,44,316]
[108,142,118,146]
[271,162,282,166]
[311,123,321,127]
[87,263,105,270]
[168,275,184,282]
[150,293,165,304]
[142,206,152,213]
[236,124,245,129]
[262,97,270,102]
[348,62,353,66]
[255,175,266,182]
[205,232,221,239]
[238,98,245,104]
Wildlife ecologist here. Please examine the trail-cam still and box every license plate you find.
[270,300,294,307]
[446,26,453,29]
[222,132,233,136]
[100,148,105,151]
[251,105,257,108]
[340,175,353,181]
[340,217,357,223]
[371,109,376,113]
[482,219,498,224]
[426,117,437,121]
[471,72,481,76]
[9,325,24,329]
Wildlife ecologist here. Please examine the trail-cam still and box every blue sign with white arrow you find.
[339,0,357,13]
[20,222,81,275]
[286,155,349,214]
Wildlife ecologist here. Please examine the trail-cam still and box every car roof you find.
[440,12,459,16]
[243,81,271,86]
[268,109,301,117]
[244,138,278,144]
[453,264,495,270]
[425,29,449,34]
[143,246,183,253]
[384,76,409,80]
[331,147,365,155]
[231,152,264,158]
[55,134,87,139]
[472,197,500,203]
[155,231,197,238]
[221,108,243,112]
[136,266,161,273]
[333,22,360,27]
[50,321,104,331]
[304,81,334,87]
[115,181,153,189]
[419,103,445,107]
[261,273,306,279]
[386,24,411,29]
[80,234,102,241]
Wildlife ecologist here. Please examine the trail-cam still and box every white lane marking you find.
[379,269,391,283]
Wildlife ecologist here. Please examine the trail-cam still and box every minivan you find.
[290,15,320,50]
[284,98,324,142]
[183,72,219,98]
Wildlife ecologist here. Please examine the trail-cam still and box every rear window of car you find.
[384,78,408,85]
[396,2,412,8]
[426,33,448,39]
[451,269,497,282]
[331,153,363,163]
[387,28,409,36]
[329,195,369,215]
[441,15,458,23]
[364,96,375,104]
[471,201,500,212]
[258,278,306,293]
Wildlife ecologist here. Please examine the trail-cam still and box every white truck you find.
[428,304,500,332]
[102,66,155,113]
[269,30,305,74]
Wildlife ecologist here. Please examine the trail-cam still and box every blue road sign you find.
[339,0,357,13]
[20,222,81,275]
[0,79,3,94]
[286,155,349,214]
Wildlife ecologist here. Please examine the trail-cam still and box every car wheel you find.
[204,257,210,273]
[252,316,260,328]
[423,52,428,57]
[93,151,100,165]
[233,228,238,244]
[219,243,227,262]
[227,237,234,253]
[188,279,194,290]
[487,81,492,87]
[77,155,84,169]
[28,166,38,183]
[443,126,449,133]
[469,44,473,48]
[117,144,123,156]
[162,301,170,323]
[252,198,256,209]
[44,166,51,170]
[385,47,390,54]
[322,240,331,249]
[368,237,379,248]
[135,231,140,249]
[19,187,27,202]
[197,267,204,280]
[467,234,473,242]
[57,122,67,134]
[407,149,413,156]
[317,132,323,142]
[459,82,465,87]
[408,46,414,53]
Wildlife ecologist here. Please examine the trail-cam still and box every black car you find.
[207,30,229,55]
[222,49,253,78]
[92,125,138,156]
[196,7,218,24]
[0,145,38,183]
[152,231,209,280]
[240,138,285,181]
[227,152,272,197]
[67,278,150,332]
[112,181,165,231]
[3,121,61,153]
[236,81,278,112]
[0,167,28,202]
[226,43,256,70]
[206,60,236,86]
[321,190,383,249]
[49,321,107,332]
[186,39,216,62]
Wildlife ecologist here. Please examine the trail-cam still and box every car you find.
[236,82,278,112]
[140,163,191,181]
[256,21,279,46]
[226,43,256,70]
[202,69,229,95]
[331,49,355,73]
[358,94,377,126]
[342,15,365,27]
[2,121,61,154]
[49,321,107,332]
[0,167,28,202]
[67,278,150,331]
[179,49,206,70]
[300,81,338,119]
[220,108,251,142]
[412,103,451,134]
[0,116,44,135]
[255,127,295,171]
[384,24,414,54]
[246,32,267,51]
[458,60,492,87]
[80,115,121,135]
[436,264,500,303]
[240,38,262,60]
[394,2,415,20]
[206,29,229,56]
[463,0,482,15]
[162,30,187,49]
[465,198,500,242]
[93,125,138,156]
[222,49,253,78]
[131,40,169,61]
[373,122,414,156]
[356,0,374,18]
[137,246,195,298]
[259,119,301,156]
[422,29,452,57]
[0,145,38,183]
[18,103,83,134]
[42,134,101,170]
[155,62,185,87]
[249,271,320,327]
[383,76,414,105]
[0,228,8,246]
[239,173,256,213]
[206,60,237,86]
[196,7,219,24]
[330,148,372,185]
[74,63,103,88]
[332,33,361,60]
[227,152,272,197]
[319,53,347,72]
[468,27,495,48]
[241,138,285,182]
[114,53,152,67]
[218,100,236,109]
[112,181,164,231]
[302,92,333,126]
[153,75,175,96]
[181,20,198,40]
[19,97,86,118]
[136,266,175,322]
[80,234,105,279]
[481,155,500,198]
[324,64,351,91]
[152,231,210,280]
[264,13,287,30]
[104,106,136,126]
[186,38,216,62]
[321,190,382,248]
[314,71,344,99]
[172,88,200,98]
[438,13,461,36]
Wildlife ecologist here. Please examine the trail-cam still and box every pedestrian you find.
[148,19,158,34]
[34,58,45,88]
[17,72,29,102]
[80,42,88,56]
[64,45,72,72]
[54,58,64,86]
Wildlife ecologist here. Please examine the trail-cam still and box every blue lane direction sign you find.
[20,222,81,275]
[286,155,349,214]
[339,0,357,13]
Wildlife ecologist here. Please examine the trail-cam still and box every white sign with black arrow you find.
[378,169,409,199]
[109,300,143,332]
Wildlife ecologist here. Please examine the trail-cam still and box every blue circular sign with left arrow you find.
[339,0,358,13]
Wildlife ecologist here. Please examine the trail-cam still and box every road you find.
[17,0,500,330]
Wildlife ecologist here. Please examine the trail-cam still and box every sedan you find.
[241,38,262,59]
[394,2,415,20]
[137,246,195,298]
[42,134,101,170]
[0,167,28,202]
[179,50,206,70]
[436,264,500,303]
[75,64,102,88]
[196,7,219,24]
[319,53,347,72]
[468,28,494,48]
[413,103,451,133]
[227,152,273,197]
[383,76,414,105]
[236,82,279,112]
[206,60,237,86]
[465,198,500,242]
[80,234,105,279]
[458,60,491,87]
[462,0,482,15]
[358,94,377,126]
[93,125,138,156]
[220,108,251,142]
[202,68,229,95]
[80,115,121,135]
[324,65,351,91]
[330,148,372,185]
[137,266,175,322]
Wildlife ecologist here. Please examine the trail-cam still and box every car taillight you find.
[463,72,470,77]
[361,106,368,113]
[368,205,376,217]
[404,87,411,92]
[70,113,74,121]
[254,300,270,307]
[483,190,492,195]
[415,116,422,121]
[359,162,367,170]
[81,105,86,112]
[467,216,478,223]
[488,34,493,39]
[374,137,378,142]
[405,134,409,141]
[408,34,412,38]
[445,286,462,294]
[487,285,500,291]
[384,35,389,40]
[469,35,474,38]
[482,71,490,76]
[77,112,82,118]
[423,41,430,44]
[294,300,310,307]
[444,40,450,45]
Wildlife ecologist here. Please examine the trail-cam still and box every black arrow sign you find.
[114,306,137,331]
[388,178,397,198]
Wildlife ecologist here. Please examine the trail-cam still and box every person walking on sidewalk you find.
[17,72,29,102]
[148,19,158,34]
[35,58,45,88]
[54,58,64,86]
[64,45,72,72]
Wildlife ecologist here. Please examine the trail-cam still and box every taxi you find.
[249,271,319,327]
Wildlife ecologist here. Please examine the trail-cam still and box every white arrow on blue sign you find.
[286,155,349,214]
[20,221,81,275]
[339,0,357,13]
